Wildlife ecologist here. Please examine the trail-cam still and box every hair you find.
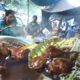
[33,15,37,19]
[71,26,74,29]
[5,10,15,16]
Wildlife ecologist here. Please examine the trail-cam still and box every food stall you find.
[0,0,80,80]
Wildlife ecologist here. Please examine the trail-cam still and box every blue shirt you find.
[66,28,77,38]
[0,20,17,36]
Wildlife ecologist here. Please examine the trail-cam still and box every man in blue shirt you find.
[0,10,17,36]
[66,26,77,38]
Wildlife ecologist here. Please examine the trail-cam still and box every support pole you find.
[27,0,29,24]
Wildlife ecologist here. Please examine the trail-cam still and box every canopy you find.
[56,7,80,16]
[31,0,60,6]
[43,0,80,13]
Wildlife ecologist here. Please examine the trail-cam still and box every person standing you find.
[26,15,42,37]
[66,26,77,38]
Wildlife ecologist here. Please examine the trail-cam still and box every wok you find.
[0,36,51,80]
[0,36,30,46]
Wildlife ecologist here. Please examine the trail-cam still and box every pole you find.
[57,16,63,35]
[27,0,29,24]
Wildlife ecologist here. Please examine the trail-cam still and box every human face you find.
[6,14,14,25]
[32,16,37,22]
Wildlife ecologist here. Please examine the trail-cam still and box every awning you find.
[43,0,80,13]
[31,0,60,6]
[56,7,80,16]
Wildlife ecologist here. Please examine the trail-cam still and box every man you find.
[26,15,42,37]
[66,26,77,38]
[0,10,17,36]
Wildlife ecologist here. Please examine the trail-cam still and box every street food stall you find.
[0,0,80,80]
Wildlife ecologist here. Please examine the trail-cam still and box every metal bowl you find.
[0,36,29,47]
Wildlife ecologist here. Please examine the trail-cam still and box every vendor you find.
[0,10,17,36]
[66,26,77,38]
[26,15,43,37]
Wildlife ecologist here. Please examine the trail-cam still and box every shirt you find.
[0,19,17,36]
[66,28,77,38]
[26,21,43,37]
